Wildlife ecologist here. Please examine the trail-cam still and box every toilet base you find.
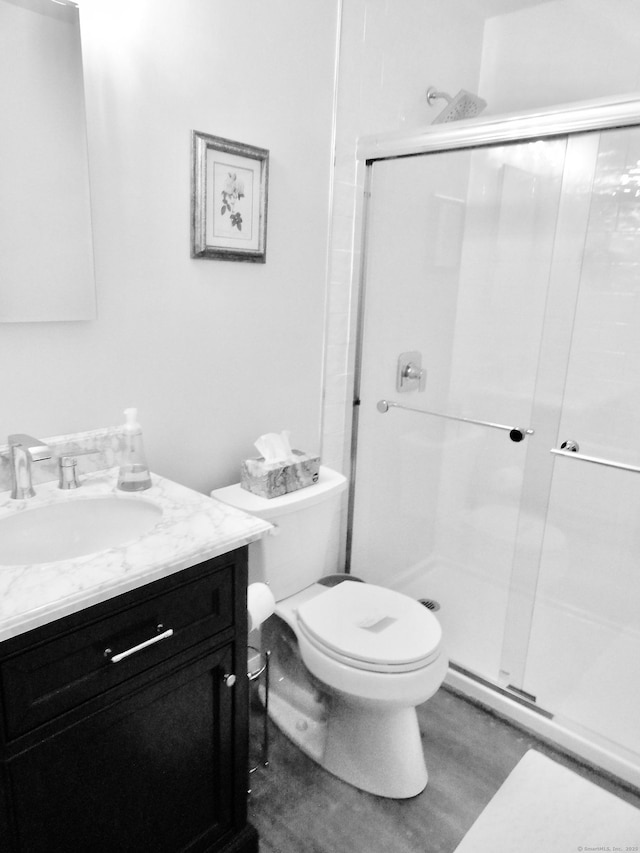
[323,698,428,799]
[266,687,327,765]
[266,684,429,799]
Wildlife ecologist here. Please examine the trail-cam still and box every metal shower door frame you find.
[348,94,640,576]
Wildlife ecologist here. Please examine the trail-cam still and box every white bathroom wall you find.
[480,0,640,114]
[0,0,339,494]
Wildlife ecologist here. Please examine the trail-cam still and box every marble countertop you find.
[0,469,271,643]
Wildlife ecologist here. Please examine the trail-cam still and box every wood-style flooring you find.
[247,685,640,853]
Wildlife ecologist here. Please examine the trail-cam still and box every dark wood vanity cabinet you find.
[0,548,258,853]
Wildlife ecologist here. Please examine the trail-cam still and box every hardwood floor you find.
[247,685,640,853]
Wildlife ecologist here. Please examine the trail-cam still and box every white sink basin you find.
[0,497,162,565]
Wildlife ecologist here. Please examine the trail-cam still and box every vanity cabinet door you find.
[7,643,240,853]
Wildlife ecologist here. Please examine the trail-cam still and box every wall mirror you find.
[0,0,96,322]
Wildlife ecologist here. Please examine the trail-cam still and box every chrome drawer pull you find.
[104,627,174,664]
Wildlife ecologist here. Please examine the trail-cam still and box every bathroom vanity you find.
[0,465,271,852]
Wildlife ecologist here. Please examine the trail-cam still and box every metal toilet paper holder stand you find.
[248,645,270,786]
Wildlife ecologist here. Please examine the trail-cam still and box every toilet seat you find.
[296,581,442,674]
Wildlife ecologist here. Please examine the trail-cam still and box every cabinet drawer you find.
[1,565,233,739]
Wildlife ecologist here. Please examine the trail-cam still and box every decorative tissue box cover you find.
[240,450,320,498]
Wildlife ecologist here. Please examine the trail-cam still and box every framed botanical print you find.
[191,131,269,263]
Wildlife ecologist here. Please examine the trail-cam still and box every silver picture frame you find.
[191,131,269,263]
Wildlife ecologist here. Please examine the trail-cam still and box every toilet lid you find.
[296,581,442,673]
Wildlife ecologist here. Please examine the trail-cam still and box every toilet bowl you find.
[211,467,448,799]
[271,580,447,798]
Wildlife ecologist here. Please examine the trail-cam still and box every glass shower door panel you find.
[523,126,640,755]
[351,138,567,683]
[524,462,640,753]
[351,147,477,594]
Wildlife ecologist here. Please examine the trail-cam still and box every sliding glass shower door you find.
[350,121,640,765]
[519,127,640,756]
[351,135,568,683]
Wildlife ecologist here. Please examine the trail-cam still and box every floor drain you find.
[419,598,441,612]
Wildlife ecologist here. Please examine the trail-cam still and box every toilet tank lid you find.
[210,465,347,519]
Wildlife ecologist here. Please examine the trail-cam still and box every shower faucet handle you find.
[403,363,425,381]
[396,351,426,393]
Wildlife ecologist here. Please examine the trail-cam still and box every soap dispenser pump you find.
[117,407,152,492]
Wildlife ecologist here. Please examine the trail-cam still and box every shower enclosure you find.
[348,97,640,788]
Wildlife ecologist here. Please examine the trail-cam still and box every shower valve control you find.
[397,351,427,393]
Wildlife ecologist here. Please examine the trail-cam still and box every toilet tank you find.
[211,466,348,601]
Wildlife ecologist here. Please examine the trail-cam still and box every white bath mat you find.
[453,749,640,853]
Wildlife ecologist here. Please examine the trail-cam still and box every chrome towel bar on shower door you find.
[550,447,640,474]
[376,399,535,442]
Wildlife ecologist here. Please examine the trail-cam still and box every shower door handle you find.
[551,444,640,475]
[377,399,534,442]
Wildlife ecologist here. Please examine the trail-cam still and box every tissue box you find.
[241,450,320,498]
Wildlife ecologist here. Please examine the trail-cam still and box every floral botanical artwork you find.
[221,172,244,230]
[191,130,269,262]
[214,163,254,239]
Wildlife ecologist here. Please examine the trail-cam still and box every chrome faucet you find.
[7,434,52,499]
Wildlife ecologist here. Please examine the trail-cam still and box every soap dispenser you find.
[117,407,152,491]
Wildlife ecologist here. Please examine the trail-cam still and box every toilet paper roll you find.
[247,582,276,632]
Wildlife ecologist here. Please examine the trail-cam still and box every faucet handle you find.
[58,456,80,489]
[57,449,101,489]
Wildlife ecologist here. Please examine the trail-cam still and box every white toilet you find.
[211,466,448,799]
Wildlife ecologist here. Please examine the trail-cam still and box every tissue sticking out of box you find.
[254,430,295,464]
[241,431,320,499]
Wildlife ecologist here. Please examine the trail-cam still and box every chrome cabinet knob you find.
[223,673,237,687]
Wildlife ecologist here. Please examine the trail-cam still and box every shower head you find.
[426,87,487,124]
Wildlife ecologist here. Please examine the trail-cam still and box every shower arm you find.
[426,88,452,106]
[376,399,534,443]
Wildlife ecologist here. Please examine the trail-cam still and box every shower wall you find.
[480,0,640,114]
